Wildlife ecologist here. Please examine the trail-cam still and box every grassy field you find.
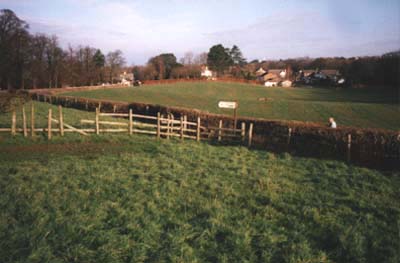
[1,101,400,262]
[62,82,400,130]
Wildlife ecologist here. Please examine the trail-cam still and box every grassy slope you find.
[0,101,127,130]
[1,102,400,262]
[62,82,400,130]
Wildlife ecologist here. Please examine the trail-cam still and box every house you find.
[268,69,286,79]
[201,66,214,79]
[255,67,267,76]
[119,72,134,86]
[255,67,267,82]
[320,69,340,77]
[263,73,280,87]
[255,67,293,87]
[298,69,341,85]
[300,70,315,77]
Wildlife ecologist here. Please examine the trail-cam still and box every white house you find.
[201,66,213,79]
[119,72,134,86]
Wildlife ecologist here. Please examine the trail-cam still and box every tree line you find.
[138,42,399,90]
[132,45,246,81]
[0,9,126,90]
[1,9,398,90]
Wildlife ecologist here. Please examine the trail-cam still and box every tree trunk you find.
[7,78,11,90]
[55,73,58,88]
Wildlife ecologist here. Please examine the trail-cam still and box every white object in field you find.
[265,81,278,87]
[201,66,213,78]
[218,101,238,109]
[282,80,292,87]
[338,78,345,84]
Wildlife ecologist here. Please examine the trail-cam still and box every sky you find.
[1,0,400,64]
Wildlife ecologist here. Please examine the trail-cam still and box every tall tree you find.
[106,50,126,83]
[148,53,179,79]
[93,49,105,84]
[0,9,30,89]
[45,36,64,88]
[207,44,233,74]
[29,34,49,89]
[229,45,246,66]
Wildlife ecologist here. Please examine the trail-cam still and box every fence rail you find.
[1,104,254,146]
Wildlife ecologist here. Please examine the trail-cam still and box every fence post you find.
[287,127,292,145]
[113,104,117,113]
[241,122,246,142]
[129,109,133,135]
[11,109,16,136]
[180,116,184,141]
[347,134,352,162]
[59,105,64,136]
[22,106,27,137]
[85,100,89,110]
[47,109,52,140]
[167,114,171,140]
[184,115,187,130]
[157,112,161,139]
[197,117,201,142]
[31,102,35,137]
[95,107,100,135]
[169,113,175,136]
[218,120,222,142]
[248,123,253,147]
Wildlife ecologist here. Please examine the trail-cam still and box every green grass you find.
[1,102,400,262]
[61,82,400,130]
[0,101,129,131]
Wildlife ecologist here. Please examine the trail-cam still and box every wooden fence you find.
[0,104,254,146]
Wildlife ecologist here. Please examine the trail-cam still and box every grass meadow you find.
[62,82,400,130]
[0,101,399,262]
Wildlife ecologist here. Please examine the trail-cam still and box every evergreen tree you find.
[207,44,233,74]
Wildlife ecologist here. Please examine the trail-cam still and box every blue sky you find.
[1,0,399,64]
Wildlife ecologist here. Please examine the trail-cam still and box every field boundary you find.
[25,79,262,96]
[26,92,400,170]
[1,103,254,146]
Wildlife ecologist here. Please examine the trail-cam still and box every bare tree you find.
[45,36,64,88]
[193,52,208,65]
[180,51,194,65]
[29,34,48,89]
[106,50,126,83]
